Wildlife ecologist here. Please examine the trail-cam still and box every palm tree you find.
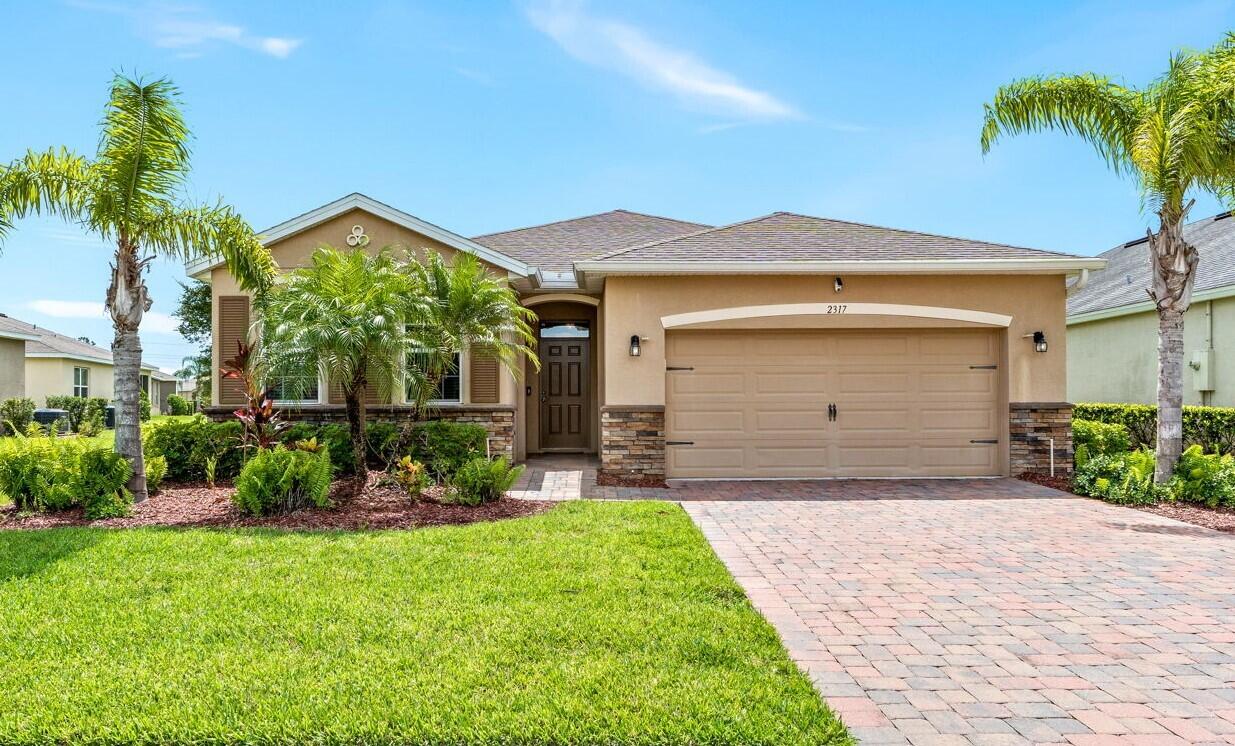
[406,251,539,407]
[0,74,275,501]
[261,246,537,479]
[981,35,1235,482]
[174,352,213,405]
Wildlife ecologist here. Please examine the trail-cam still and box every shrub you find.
[78,409,104,438]
[1074,402,1235,453]
[145,455,168,494]
[75,448,134,519]
[448,456,523,506]
[1073,419,1131,465]
[166,394,191,416]
[143,417,243,483]
[410,421,488,481]
[392,456,430,498]
[282,423,358,476]
[359,420,488,479]
[0,434,131,516]
[0,397,36,436]
[232,446,333,516]
[1072,448,1166,505]
[44,396,109,433]
[139,390,152,422]
[1170,445,1235,508]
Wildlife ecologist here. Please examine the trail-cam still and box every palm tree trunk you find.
[1148,207,1199,484]
[345,387,368,480]
[1155,307,1185,482]
[108,242,152,502]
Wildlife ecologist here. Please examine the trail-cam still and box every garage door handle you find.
[666,440,694,446]
[970,439,998,444]
[969,365,997,369]
[827,403,837,421]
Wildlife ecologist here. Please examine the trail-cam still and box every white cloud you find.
[69,1,302,59]
[26,300,180,334]
[526,0,797,121]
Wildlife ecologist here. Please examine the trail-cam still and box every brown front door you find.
[540,334,590,450]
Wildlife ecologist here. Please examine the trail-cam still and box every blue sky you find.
[2,0,1233,372]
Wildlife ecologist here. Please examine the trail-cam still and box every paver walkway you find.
[684,482,1235,745]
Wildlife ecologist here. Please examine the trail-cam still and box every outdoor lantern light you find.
[834,276,844,293]
[1032,331,1047,353]
[629,335,641,357]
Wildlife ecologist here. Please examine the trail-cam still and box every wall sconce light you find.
[833,276,844,293]
[1030,331,1048,353]
[629,335,642,357]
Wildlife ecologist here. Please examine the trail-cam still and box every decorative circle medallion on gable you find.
[346,224,370,247]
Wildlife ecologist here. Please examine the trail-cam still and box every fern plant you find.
[449,456,524,506]
[232,446,333,516]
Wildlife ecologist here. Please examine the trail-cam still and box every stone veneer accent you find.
[1009,402,1073,477]
[600,405,666,478]
[203,404,516,460]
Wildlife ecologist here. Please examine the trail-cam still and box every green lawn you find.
[0,501,849,745]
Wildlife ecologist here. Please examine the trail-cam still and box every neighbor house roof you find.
[576,212,1105,275]
[1068,212,1235,321]
[471,210,711,272]
[0,312,162,370]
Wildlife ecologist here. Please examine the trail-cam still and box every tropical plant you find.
[449,456,524,506]
[221,341,286,451]
[0,74,275,501]
[232,445,332,516]
[260,247,422,479]
[174,352,212,404]
[405,252,538,407]
[392,456,430,498]
[981,35,1235,482]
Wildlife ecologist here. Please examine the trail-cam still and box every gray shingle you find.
[1068,212,1235,316]
[0,312,162,370]
[471,210,710,272]
[588,212,1079,264]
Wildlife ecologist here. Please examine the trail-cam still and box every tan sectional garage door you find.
[665,329,1002,478]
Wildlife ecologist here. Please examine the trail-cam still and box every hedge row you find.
[1073,402,1235,454]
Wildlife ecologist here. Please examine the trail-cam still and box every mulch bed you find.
[0,475,555,531]
[1017,473,1235,534]
[595,472,668,489]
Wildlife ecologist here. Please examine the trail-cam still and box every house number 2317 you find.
[825,304,848,314]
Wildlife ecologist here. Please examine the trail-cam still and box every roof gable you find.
[187,193,531,278]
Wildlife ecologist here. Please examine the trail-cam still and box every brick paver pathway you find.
[683,482,1235,745]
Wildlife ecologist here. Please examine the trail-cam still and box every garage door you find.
[665,329,1002,478]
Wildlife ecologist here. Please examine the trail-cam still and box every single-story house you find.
[1068,212,1235,407]
[190,193,1104,478]
[0,312,175,412]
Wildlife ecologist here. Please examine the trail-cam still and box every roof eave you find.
[184,193,533,280]
[1068,281,1235,324]
[0,330,40,342]
[575,257,1107,279]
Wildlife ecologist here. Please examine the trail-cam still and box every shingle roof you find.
[586,212,1081,264]
[471,210,711,272]
[1068,212,1235,317]
[0,312,162,370]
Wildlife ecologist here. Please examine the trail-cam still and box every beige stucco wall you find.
[210,207,518,407]
[1068,295,1235,406]
[0,338,25,400]
[601,274,1069,406]
[25,358,115,405]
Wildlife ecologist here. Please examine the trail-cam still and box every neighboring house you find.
[0,315,36,400]
[190,193,1103,479]
[1068,212,1235,407]
[0,312,170,410]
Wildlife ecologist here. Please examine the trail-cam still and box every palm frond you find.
[92,75,191,235]
[0,148,95,244]
[980,73,1140,171]
[140,201,277,294]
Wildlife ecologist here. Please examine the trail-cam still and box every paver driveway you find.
[683,479,1235,745]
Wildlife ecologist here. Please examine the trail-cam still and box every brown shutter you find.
[469,347,499,404]
[218,296,250,405]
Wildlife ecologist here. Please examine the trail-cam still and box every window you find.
[140,374,150,396]
[407,351,461,403]
[267,374,320,404]
[73,367,89,398]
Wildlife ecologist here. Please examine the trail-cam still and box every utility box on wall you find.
[1191,349,1216,392]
